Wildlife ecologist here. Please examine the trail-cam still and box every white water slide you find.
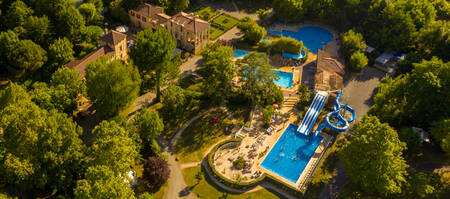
[297,92,328,135]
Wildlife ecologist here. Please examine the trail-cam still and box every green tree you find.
[88,120,139,175]
[418,20,450,61]
[199,43,235,105]
[348,51,368,72]
[79,3,103,25]
[84,0,104,12]
[162,85,187,116]
[272,0,305,22]
[237,16,266,44]
[238,52,282,106]
[430,119,450,156]
[340,29,366,61]
[340,115,408,195]
[410,172,435,198]
[22,15,51,46]
[5,0,33,29]
[47,37,75,70]
[133,109,164,142]
[270,36,304,54]
[370,57,450,127]
[30,82,73,113]
[8,39,47,77]
[80,25,103,45]
[85,57,141,118]
[54,5,85,42]
[297,84,311,104]
[74,165,136,199]
[130,28,179,101]
[51,67,85,99]
[0,84,85,190]
[398,127,422,154]
[169,0,189,13]
[262,105,274,127]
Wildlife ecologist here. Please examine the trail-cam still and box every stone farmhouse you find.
[129,3,210,53]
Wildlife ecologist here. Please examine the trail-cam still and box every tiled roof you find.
[171,12,209,33]
[315,50,344,90]
[100,30,127,45]
[65,46,114,78]
[134,3,164,18]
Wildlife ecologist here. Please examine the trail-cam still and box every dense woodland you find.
[0,0,449,198]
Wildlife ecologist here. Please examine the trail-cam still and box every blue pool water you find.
[268,26,333,53]
[233,49,250,59]
[261,124,323,183]
[272,70,293,88]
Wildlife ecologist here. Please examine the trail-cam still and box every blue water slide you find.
[297,93,328,135]
[314,92,356,136]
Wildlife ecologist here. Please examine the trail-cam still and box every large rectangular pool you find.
[273,70,293,88]
[260,124,323,183]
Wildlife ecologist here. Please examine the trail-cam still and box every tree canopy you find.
[130,28,179,101]
[238,52,283,106]
[88,120,139,175]
[133,108,164,142]
[340,115,408,195]
[370,57,450,127]
[74,165,136,199]
[237,16,266,44]
[85,57,141,118]
[199,43,235,105]
[0,83,85,190]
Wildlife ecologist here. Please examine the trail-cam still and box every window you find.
[131,11,135,16]
[142,17,146,22]
[136,14,140,19]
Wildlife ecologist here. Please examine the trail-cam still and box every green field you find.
[174,110,231,163]
[183,166,285,199]
[195,6,221,21]
[213,14,240,30]
[210,26,225,40]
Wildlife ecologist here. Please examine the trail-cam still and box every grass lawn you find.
[210,26,225,40]
[183,166,285,199]
[152,182,168,199]
[174,110,232,163]
[195,6,221,21]
[174,106,251,164]
[212,14,240,30]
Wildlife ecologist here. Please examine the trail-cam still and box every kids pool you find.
[272,70,293,88]
[260,124,323,183]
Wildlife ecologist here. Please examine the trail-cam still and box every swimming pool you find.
[268,26,333,53]
[261,124,323,183]
[272,70,293,88]
[233,49,250,59]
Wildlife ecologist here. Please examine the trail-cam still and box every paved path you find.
[164,110,213,199]
[318,161,347,199]
[342,66,385,122]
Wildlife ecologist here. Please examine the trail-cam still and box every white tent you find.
[115,25,129,33]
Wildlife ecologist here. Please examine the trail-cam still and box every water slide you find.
[314,92,356,136]
[297,92,328,135]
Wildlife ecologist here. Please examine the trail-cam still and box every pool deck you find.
[254,108,332,189]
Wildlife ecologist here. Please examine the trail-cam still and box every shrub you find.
[349,51,368,72]
[398,127,422,153]
[143,156,170,189]
[340,29,366,61]
[297,84,311,105]
[270,37,304,54]
[233,156,245,169]
[257,40,271,53]
[262,105,275,127]
[237,16,266,44]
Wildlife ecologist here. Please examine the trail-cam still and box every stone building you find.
[129,3,210,53]
[314,50,345,91]
[65,30,128,78]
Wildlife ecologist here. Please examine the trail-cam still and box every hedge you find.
[206,139,266,189]
[205,138,304,197]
